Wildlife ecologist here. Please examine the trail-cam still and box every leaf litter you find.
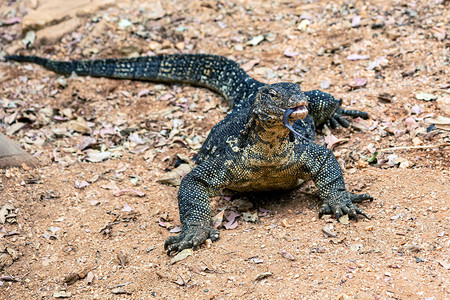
[1,0,449,299]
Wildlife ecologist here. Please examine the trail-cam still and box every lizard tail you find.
[5,54,262,105]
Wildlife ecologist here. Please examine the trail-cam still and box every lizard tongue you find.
[282,108,312,142]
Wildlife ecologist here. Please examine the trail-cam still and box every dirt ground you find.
[0,0,449,299]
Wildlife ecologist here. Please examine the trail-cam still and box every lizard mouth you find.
[285,103,308,120]
[282,103,312,142]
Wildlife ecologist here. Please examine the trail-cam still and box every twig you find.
[379,144,449,152]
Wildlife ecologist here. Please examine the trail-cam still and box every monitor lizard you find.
[4,54,373,255]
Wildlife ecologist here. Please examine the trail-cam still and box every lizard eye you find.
[267,89,278,97]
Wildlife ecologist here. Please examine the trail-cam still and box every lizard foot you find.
[319,192,373,220]
[164,224,219,255]
[327,100,369,129]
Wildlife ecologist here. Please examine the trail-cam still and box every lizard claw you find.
[319,192,373,221]
[327,102,369,129]
[164,224,219,255]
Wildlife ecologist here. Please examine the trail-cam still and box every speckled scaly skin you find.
[4,54,373,254]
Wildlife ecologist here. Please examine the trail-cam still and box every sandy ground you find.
[0,0,449,299]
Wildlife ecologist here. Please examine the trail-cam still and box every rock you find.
[36,17,82,46]
[22,0,115,31]
[0,133,39,169]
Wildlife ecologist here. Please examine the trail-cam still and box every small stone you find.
[247,35,265,46]
[36,18,82,46]
[338,215,349,225]
[118,19,132,29]
[297,19,311,31]
[86,272,94,284]
[357,160,369,169]
[53,291,71,298]
[365,225,374,231]
[320,80,330,89]
[415,92,438,101]
[404,243,421,252]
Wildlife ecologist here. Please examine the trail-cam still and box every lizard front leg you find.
[164,159,227,255]
[305,90,369,129]
[298,143,373,220]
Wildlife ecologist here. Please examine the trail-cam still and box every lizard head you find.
[254,82,308,122]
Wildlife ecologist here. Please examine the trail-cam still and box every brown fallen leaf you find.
[242,212,258,223]
[322,225,337,237]
[425,116,450,131]
[69,117,91,134]
[111,288,131,295]
[224,211,240,230]
[62,265,92,285]
[241,58,260,72]
[279,250,295,261]
[0,204,14,224]
[101,181,119,190]
[324,134,349,150]
[117,251,128,267]
[74,180,89,189]
[438,260,450,270]
[377,93,394,103]
[170,248,193,265]
[213,210,224,229]
[157,163,194,186]
[233,199,253,211]
[348,78,367,89]
[253,271,272,282]
[113,189,145,197]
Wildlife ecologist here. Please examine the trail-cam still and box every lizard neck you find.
[244,116,293,155]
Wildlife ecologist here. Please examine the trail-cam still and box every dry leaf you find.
[425,116,450,131]
[213,210,224,229]
[347,54,369,60]
[113,189,145,197]
[241,58,260,72]
[74,180,89,189]
[157,163,194,186]
[280,250,295,261]
[253,272,272,282]
[170,248,193,264]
